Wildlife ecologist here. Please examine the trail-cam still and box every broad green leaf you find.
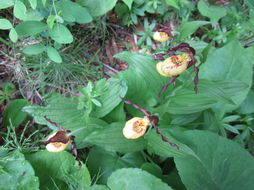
[9,28,18,43]
[87,147,145,184]
[123,0,134,9]
[49,24,73,44]
[25,9,44,21]
[13,1,27,20]
[81,0,118,17]
[156,79,245,115]
[177,21,210,40]
[15,21,47,37]
[46,15,55,29]
[173,130,254,190]
[89,185,110,190]
[23,94,86,131]
[198,0,226,24]
[92,78,127,118]
[115,52,167,116]
[84,122,146,153]
[141,163,163,179]
[199,41,253,112]
[41,0,47,7]
[0,151,39,190]
[56,0,93,23]
[103,102,126,123]
[107,168,174,190]
[3,99,29,127]
[237,89,254,114]
[0,19,12,30]
[28,0,37,9]
[146,129,194,158]
[46,46,62,63]
[0,0,14,9]
[23,43,46,55]
[25,150,91,190]
[165,0,179,9]
[23,96,107,149]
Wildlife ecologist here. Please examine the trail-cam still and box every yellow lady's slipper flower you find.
[45,131,70,152]
[156,53,191,77]
[123,117,150,139]
[153,31,170,42]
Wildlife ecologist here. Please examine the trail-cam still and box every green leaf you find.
[237,89,254,114]
[15,21,47,37]
[46,15,55,29]
[92,78,128,118]
[222,123,239,134]
[199,41,253,112]
[177,21,210,40]
[9,28,18,43]
[146,129,194,158]
[165,0,179,9]
[91,98,102,107]
[84,122,146,153]
[25,150,91,190]
[0,19,12,30]
[222,115,240,123]
[41,0,47,7]
[141,163,163,179]
[122,0,134,9]
[115,52,167,115]
[198,0,226,24]
[89,185,110,190]
[13,1,27,20]
[3,99,29,127]
[24,9,44,21]
[0,0,14,9]
[173,130,254,190]
[56,0,93,23]
[23,94,86,131]
[82,0,118,17]
[107,168,174,190]
[48,24,73,44]
[28,0,37,9]
[0,151,39,190]
[46,46,62,63]
[103,102,126,123]
[23,43,46,55]
[87,147,145,184]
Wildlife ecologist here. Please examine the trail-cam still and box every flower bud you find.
[156,53,191,77]
[123,117,150,139]
[45,131,70,152]
[153,31,170,42]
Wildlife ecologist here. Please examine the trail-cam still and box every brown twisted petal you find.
[45,131,70,152]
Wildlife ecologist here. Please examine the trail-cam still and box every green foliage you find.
[0,150,39,190]
[0,82,16,104]
[199,40,253,113]
[1,1,254,190]
[78,0,118,17]
[197,0,227,25]
[147,130,254,189]
[3,99,29,127]
[107,168,173,190]
[25,150,91,190]
[135,18,156,47]
[87,147,145,183]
